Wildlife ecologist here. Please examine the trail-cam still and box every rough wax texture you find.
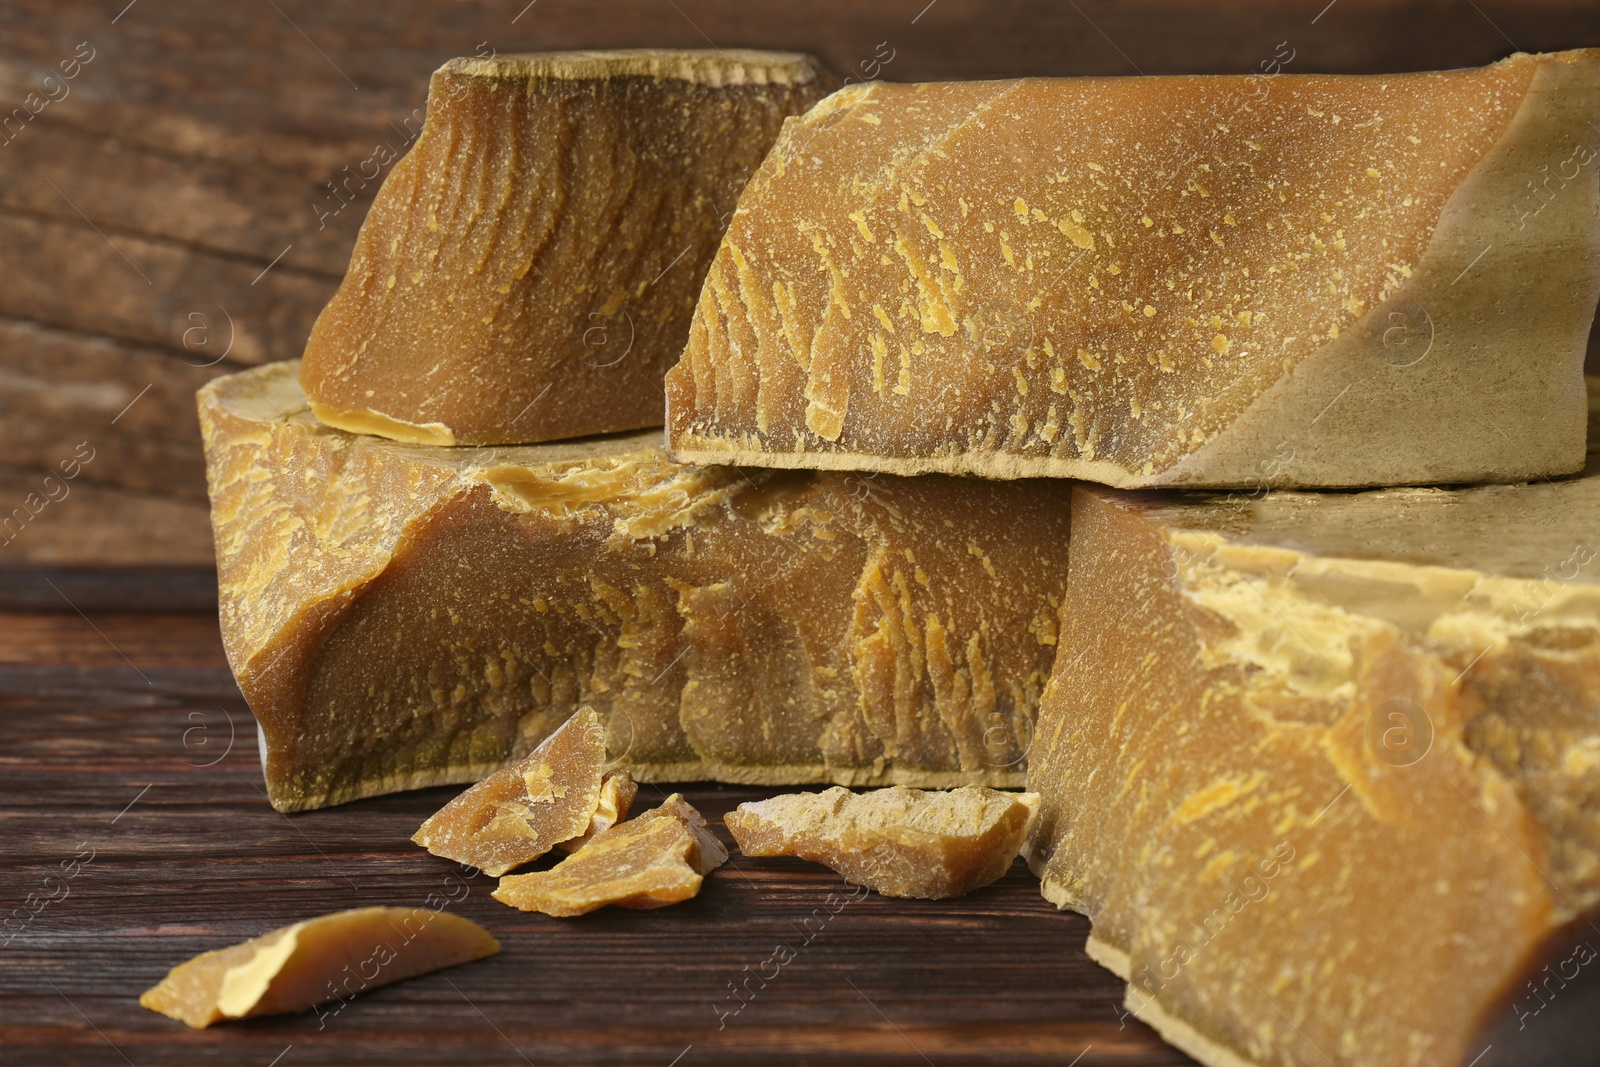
[200,362,1070,812]
[298,50,835,446]
[412,707,606,876]
[558,771,638,853]
[726,784,1039,898]
[1025,387,1600,1067]
[667,50,1600,489]
[139,907,499,1028]
[492,794,727,915]
[645,791,730,874]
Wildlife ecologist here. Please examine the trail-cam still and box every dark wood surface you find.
[0,0,1597,564]
[0,599,1187,1066]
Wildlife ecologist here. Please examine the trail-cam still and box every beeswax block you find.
[667,51,1600,489]
[300,50,834,446]
[1026,390,1600,1066]
[201,362,1069,811]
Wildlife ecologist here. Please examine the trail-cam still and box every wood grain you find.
[0,0,1595,564]
[0,565,217,613]
[0,604,1185,1065]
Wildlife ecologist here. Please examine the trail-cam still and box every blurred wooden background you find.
[1,0,1596,569]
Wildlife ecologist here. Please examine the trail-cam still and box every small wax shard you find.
[299,50,834,446]
[200,362,1071,812]
[557,772,638,853]
[644,791,730,874]
[412,707,606,875]
[139,907,498,1028]
[666,50,1600,489]
[1026,383,1600,1067]
[725,785,1039,898]
[492,794,726,915]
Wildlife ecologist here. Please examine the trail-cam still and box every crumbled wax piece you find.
[299,50,835,446]
[139,907,498,1028]
[1026,384,1600,1067]
[413,707,606,876]
[667,50,1600,489]
[726,785,1038,898]
[557,772,638,854]
[643,791,729,874]
[492,794,726,915]
[200,362,1070,812]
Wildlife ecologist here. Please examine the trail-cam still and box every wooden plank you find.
[0,318,225,497]
[0,212,336,365]
[0,604,1183,1065]
[0,118,363,276]
[0,465,214,564]
[0,569,217,613]
[0,611,226,667]
[8,0,1600,103]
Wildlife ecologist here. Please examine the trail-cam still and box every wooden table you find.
[0,588,1186,1066]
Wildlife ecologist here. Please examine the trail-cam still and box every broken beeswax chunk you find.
[1025,403,1600,1067]
[641,791,730,874]
[299,50,835,446]
[726,785,1038,898]
[492,794,726,915]
[139,907,498,1028]
[667,50,1600,488]
[201,362,1070,812]
[413,706,605,875]
[557,772,638,853]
